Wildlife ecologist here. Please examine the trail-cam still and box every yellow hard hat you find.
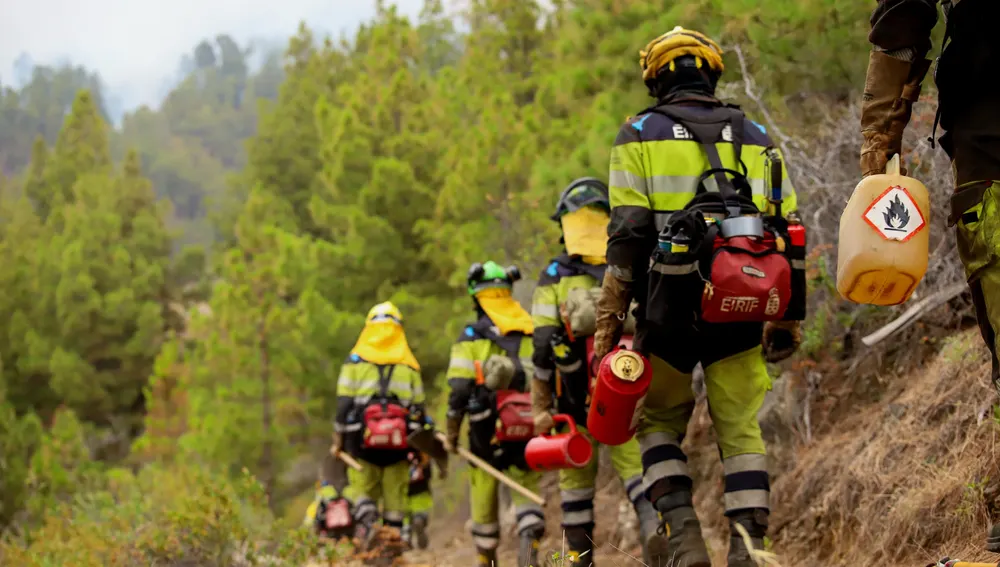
[366,301,403,325]
[640,26,724,83]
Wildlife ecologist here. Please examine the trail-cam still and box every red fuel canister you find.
[585,335,633,393]
[587,347,652,446]
[524,414,593,471]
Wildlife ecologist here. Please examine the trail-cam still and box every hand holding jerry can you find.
[525,414,593,471]
[837,153,930,306]
[587,346,653,446]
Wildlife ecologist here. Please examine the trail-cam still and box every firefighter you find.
[860,0,1000,552]
[402,450,433,550]
[529,177,660,566]
[332,301,427,548]
[593,27,802,567]
[444,261,544,567]
[304,481,355,540]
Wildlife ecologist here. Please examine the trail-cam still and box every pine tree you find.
[167,188,339,503]
[44,90,111,212]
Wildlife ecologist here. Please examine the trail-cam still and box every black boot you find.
[988,521,1000,552]
[517,525,544,567]
[727,509,769,567]
[476,547,498,567]
[565,525,595,567]
[411,513,429,550]
[649,491,711,567]
[634,497,660,566]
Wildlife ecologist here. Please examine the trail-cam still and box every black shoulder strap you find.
[377,364,396,400]
[645,104,749,215]
[554,254,607,282]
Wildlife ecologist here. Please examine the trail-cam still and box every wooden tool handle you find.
[434,432,545,506]
[329,445,363,471]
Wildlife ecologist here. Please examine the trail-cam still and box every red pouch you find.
[362,403,409,449]
[701,235,792,323]
[494,390,534,442]
[324,499,352,529]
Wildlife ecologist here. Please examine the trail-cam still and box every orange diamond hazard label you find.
[863,185,926,242]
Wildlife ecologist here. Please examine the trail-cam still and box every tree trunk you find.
[257,302,274,507]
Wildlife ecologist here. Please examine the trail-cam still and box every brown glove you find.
[594,270,633,361]
[860,50,932,177]
[762,320,802,363]
[531,377,555,435]
[444,414,462,454]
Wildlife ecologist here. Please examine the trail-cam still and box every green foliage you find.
[0,0,917,557]
[0,400,42,529]
[0,463,319,567]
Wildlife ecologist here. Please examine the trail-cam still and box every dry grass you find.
[684,330,1000,567]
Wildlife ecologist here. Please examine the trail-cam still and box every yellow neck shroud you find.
[561,206,609,264]
[476,288,533,335]
[350,320,420,370]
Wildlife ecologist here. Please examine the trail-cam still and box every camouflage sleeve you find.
[869,0,938,58]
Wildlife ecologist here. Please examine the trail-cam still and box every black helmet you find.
[551,177,610,222]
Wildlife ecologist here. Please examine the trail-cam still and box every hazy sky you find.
[1,0,425,111]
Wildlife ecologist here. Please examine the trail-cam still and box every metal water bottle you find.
[586,347,653,446]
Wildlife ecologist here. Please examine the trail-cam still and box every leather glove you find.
[859,50,932,177]
[531,377,555,435]
[330,431,343,457]
[594,270,633,361]
[762,320,802,363]
[444,414,461,454]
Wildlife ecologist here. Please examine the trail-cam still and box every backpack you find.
[640,103,807,326]
[362,365,410,450]
[494,390,535,442]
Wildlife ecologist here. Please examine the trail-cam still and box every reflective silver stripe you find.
[384,511,405,522]
[608,264,633,282]
[342,423,363,432]
[556,359,583,373]
[535,367,554,381]
[791,259,806,270]
[517,514,544,533]
[723,453,768,476]
[624,476,644,503]
[473,522,500,534]
[609,169,647,191]
[389,380,417,396]
[724,489,769,512]
[354,499,377,519]
[639,431,681,453]
[532,303,559,319]
[560,488,595,503]
[650,261,699,275]
[612,171,767,198]
[561,509,594,527]
[449,358,477,371]
[469,409,492,422]
[644,460,690,484]
[516,503,543,517]
[473,535,500,549]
